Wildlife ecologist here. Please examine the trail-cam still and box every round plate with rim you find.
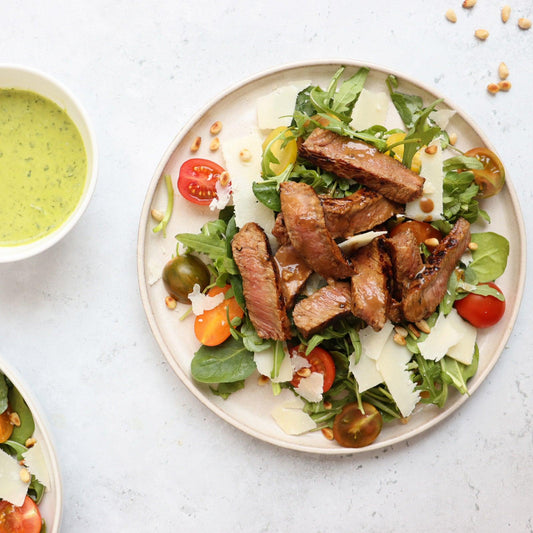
[137,59,525,454]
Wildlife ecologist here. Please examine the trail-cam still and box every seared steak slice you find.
[300,128,425,204]
[280,181,354,279]
[402,218,471,322]
[231,222,292,340]
[273,244,313,309]
[320,189,403,239]
[272,213,290,246]
[293,282,351,337]
[350,238,391,331]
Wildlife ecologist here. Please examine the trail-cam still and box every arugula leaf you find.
[191,336,256,383]
[0,373,8,414]
[413,354,448,407]
[469,232,510,283]
[331,66,369,117]
[443,155,484,172]
[271,341,286,380]
[152,174,174,238]
[440,346,479,395]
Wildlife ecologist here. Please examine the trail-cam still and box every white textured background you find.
[0,1,532,531]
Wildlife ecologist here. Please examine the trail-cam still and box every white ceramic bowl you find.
[0,355,62,531]
[0,64,98,262]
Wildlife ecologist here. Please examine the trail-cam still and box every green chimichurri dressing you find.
[0,89,87,246]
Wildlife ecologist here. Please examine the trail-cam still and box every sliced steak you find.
[293,282,351,337]
[231,222,292,340]
[350,238,391,331]
[272,212,290,246]
[299,128,425,203]
[280,181,354,279]
[320,189,403,239]
[273,244,313,309]
[402,218,471,322]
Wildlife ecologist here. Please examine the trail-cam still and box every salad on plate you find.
[153,66,509,449]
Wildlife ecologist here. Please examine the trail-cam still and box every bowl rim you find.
[0,354,63,531]
[0,63,98,263]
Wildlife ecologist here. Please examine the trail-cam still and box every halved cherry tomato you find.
[177,158,227,205]
[454,281,505,328]
[332,402,382,448]
[0,410,14,443]
[464,147,505,198]
[0,496,42,533]
[262,127,298,175]
[289,345,336,393]
[389,220,443,249]
[194,285,244,346]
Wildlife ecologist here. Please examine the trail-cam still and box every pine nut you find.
[19,468,31,484]
[394,325,409,338]
[415,319,431,334]
[209,121,223,135]
[425,145,438,155]
[297,367,312,378]
[408,324,421,338]
[150,208,164,222]
[393,333,407,346]
[9,412,20,427]
[501,6,511,23]
[219,171,230,187]
[209,137,220,151]
[468,242,479,251]
[487,83,500,94]
[498,62,509,80]
[498,80,512,91]
[190,136,201,152]
[424,237,439,248]
[475,29,489,40]
[445,9,457,23]
[321,427,334,440]
[462,0,476,7]
[239,149,252,162]
[449,132,458,146]
[165,296,177,310]
[323,401,332,410]
[25,437,37,448]
[518,18,532,30]
[257,375,270,386]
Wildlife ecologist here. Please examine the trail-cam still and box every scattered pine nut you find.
[321,427,334,440]
[415,319,431,335]
[487,83,500,94]
[209,137,220,151]
[150,208,164,222]
[407,324,421,338]
[449,132,458,146]
[257,375,270,386]
[468,242,479,251]
[297,367,312,378]
[19,468,31,484]
[462,0,476,8]
[501,5,511,23]
[219,171,230,187]
[424,237,440,248]
[518,18,532,30]
[498,62,509,80]
[445,9,457,23]
[399,417,409,425]
[393,333,407,346]
[165,296,177,310]
[323,401,333,410]
[425,145,438,155]
[239,149,252,162]
[394,325,409,338]
[8,412,21,427]
[209,121,223,135]
[498,80,512,91]
[475,29,489,40]
[25,437,37,448]
[190,136,201,152]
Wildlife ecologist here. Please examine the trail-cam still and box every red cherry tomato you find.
[0,496,42,533]
[194,285,244,346]
[464,147,505,198]
[332,402,382,448]
[389,220,443,249]
[454,282,506,328]
[289,345,336,393]
[177,158,227,205]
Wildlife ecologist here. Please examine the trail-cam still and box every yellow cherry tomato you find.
[262,127,298,175]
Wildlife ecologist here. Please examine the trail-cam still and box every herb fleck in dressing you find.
[0,89,87,246]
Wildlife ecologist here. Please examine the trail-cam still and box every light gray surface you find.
[1,1,531,531]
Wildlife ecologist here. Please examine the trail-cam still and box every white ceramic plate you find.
[137,60,526,454]
[0,355,62,531]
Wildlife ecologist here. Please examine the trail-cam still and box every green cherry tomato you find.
[332,402,383,448]
[162,255,210,303]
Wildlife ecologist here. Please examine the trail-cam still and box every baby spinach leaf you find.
[8,386,35,444]
[0,373,8,414]
[191,336,256,384]
[252,180,281,211]
[210,380,245,399]
[469,232,510,283]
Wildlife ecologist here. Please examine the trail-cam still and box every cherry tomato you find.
[0,410,14,443]
[332,402,383,448]
[464,147,505,198]
[177,158,227,205]
[194,285,244,346]
[454,281,505,328]
[162,255,210,304]
[0,496,42,533]
[289,345,336,393]
[389,220,443,249]
[262,127,298,175]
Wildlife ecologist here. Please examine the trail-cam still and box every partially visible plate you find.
[137,60,526,454]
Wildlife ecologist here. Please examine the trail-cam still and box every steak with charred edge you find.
[273,244,313,309]
[299,128,425,204]
[272,188,402,245]
[350,238,391,331]
[279,181,354,279]
[402,218,471,323]
[231,222,292,340]
[320,189,403,239]
[293,282,351,337]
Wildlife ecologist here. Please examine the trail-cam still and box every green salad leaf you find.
[152,174,174,238]
[0,373,8,414]
[469,232,510,283]
[8,386,35,444]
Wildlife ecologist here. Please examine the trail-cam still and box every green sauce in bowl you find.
[0,89,87,246]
